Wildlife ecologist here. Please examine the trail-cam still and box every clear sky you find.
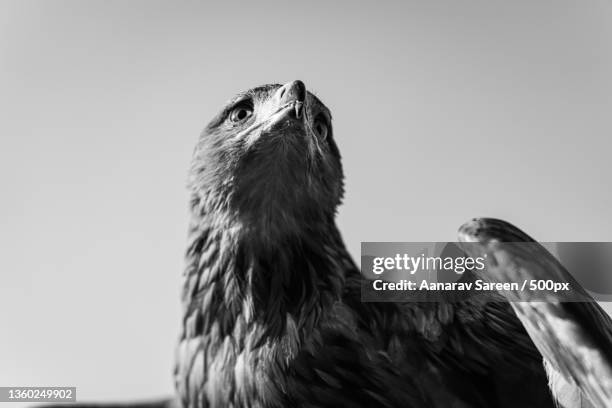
[1,0,611,405]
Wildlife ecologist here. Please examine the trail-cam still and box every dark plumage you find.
[173,81,558,407]
[39,81,612,408]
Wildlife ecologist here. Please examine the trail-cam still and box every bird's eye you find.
[229,104,253,122]
[314,116,329,140]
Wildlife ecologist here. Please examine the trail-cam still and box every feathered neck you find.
[180,193,346,341]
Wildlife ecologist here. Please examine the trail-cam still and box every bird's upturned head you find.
[190,81,343,233]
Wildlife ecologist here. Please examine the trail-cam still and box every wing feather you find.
[458,217,612,407]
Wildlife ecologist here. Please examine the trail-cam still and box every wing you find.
[344,267,556,407]
[458,217,612,407]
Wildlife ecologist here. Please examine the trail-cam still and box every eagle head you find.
[190,81,344,232]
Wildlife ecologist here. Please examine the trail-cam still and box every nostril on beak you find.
[290,80,306,102]
[279,80,306,104]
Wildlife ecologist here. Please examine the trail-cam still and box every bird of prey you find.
[172,80,612,408]
[49,81,612,408]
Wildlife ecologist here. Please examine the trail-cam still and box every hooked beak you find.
[276,80,306,121]
[262,80,308,132]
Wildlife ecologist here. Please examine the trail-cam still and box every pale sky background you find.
[1,0,611,406]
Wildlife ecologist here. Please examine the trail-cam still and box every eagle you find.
[52,81,612,408]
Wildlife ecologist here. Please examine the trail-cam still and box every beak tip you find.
[295,101,304,119]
